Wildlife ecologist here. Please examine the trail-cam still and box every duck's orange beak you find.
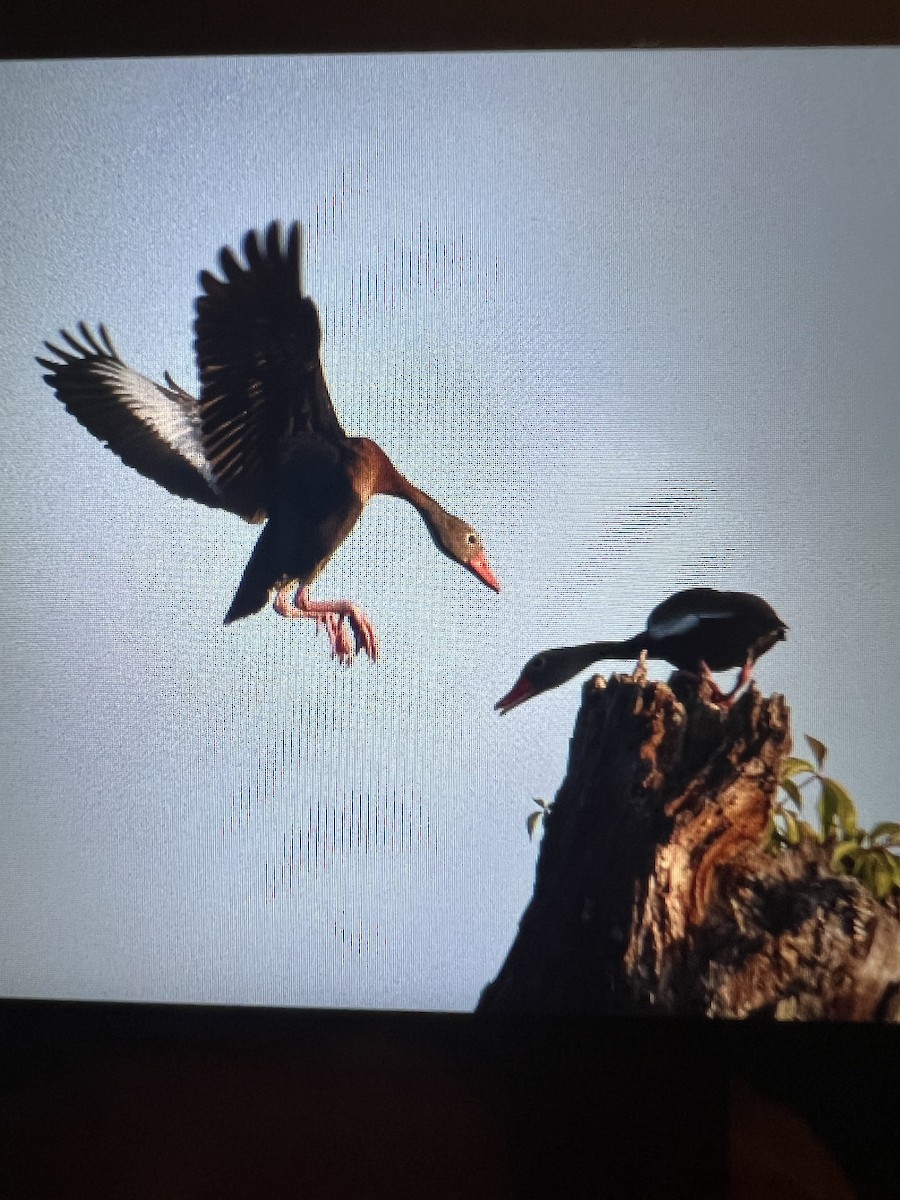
[468,549,501,593]
[495,675,536,715]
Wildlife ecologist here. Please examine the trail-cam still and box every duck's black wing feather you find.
[644,588,736,638]
[193,221,346,521]
[646,588,785,641]
[37,322,251,516]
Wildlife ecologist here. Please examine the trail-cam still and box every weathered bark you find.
[478,669,900,1018]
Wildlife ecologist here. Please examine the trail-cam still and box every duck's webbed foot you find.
[273,585,381,665]
[698,659,754,709]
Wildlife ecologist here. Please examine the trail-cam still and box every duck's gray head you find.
[424,511,500,593]
[495,647,590,714]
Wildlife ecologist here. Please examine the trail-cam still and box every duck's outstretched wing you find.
[194,221,346,521]
[37,322,261,518]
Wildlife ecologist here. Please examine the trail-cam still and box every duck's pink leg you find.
[273,585,380,665]
[699,659,754,709]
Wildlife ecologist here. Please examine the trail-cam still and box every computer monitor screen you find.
[2,49,898,1010]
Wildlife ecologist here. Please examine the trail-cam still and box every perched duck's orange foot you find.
[698,659,754,709]
[272,586,380,665]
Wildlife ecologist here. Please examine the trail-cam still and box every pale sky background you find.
[1,50,898,1011]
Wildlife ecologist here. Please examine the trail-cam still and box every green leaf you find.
[782,810,802,846]
[526,811,543,841]
[779,778,804,811]
[781,757,818,781]
[831,839,861,873]
[856,853,878,895]
[873,856,894,900]
[870,822,900,846]
[799,820,820,843]
[805,735,828,770]
[874,850,900,896]
[817,782,839,838]
[887,852,900,889]
[822,778,858,839]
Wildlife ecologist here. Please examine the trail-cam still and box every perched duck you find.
[38,222,500,664]
[496,588,787,714]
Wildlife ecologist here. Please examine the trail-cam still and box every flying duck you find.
[38,222,500,664]
[495,588,787,714]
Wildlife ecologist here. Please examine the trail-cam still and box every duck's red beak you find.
[495,675,535,715]
[468,549,501,593]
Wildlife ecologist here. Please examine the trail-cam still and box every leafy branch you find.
[768,734,900,901]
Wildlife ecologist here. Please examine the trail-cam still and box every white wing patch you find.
[647,610,735,640]
[93,358,217,487]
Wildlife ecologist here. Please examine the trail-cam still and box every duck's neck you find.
[555,635,648,680]
[353,437,447,524]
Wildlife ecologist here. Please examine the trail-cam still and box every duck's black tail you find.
[224,525,278,625]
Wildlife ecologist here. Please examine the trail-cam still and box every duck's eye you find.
[466,532,478,546]
[532,655,546,672]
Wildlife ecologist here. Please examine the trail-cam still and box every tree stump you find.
[478,671,900,1018]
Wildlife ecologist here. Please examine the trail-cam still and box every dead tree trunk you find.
[478,670,900,1019]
